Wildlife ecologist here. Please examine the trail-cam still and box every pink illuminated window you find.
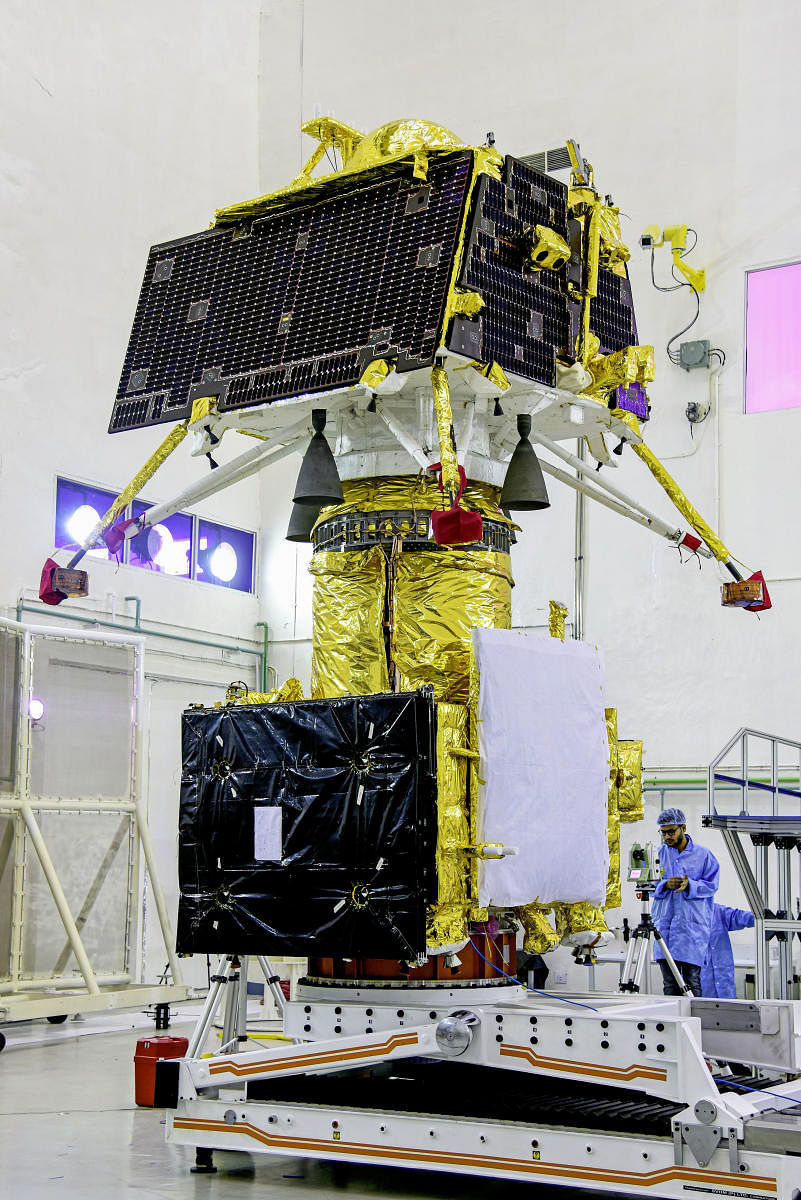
[745,262,801,413]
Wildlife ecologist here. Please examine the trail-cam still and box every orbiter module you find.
[44,121,800,1199]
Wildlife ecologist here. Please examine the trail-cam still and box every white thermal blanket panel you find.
[473,628,609,908]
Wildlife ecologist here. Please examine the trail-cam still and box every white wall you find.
[257,0,801,766]
[5,2,800,995]
[2,0,263,639]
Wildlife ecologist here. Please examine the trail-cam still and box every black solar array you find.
[590,265,638,353]
[110,154,473,432]
[449,156,571,387]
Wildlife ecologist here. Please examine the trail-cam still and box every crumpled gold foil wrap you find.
[392,550,513,703]
[431,365,461,503]
[517,903,560,954]
[309,547,389,698]
[632,436,730,561]
[605,707,622,909]
[244,679,304,705]
[598,204,631,271]
[426,702,471,949]
[359,359,391,390]
[584,344,655,400]
[344,118,464,173]
[618,739,644,822]
[318,475,507,524]
[548,600,568,641]
[88,422,187,545]
[553,901,610,940]
[464,361,511,391]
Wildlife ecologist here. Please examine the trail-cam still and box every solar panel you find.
[449,157,571,386]
[110,148,642,435]
[110,154,474,432]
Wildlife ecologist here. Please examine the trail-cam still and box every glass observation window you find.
[745,261,801,414]
[129,501,193,578]
[54,479,116,561]
[195,518,255,593]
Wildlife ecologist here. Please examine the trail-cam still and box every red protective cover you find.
[134,1035,188,1107]
[745,570,772,613]
[38,558,67,606]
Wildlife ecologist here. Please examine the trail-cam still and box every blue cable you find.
[716,1078,801,1108]
[467,937,599,1013]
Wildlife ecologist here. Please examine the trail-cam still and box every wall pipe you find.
[255,621,269,691]
[16,598,264,684]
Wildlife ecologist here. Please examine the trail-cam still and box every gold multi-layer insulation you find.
[309,476,513,702]
[618,739,645,822]
[427,702,471,948]
[605,708,622,910]
[517,903,561,955]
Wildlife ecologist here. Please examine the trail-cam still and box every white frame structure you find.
[0,615,189,1024]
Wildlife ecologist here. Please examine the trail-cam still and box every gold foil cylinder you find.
[427,702,471,948]
[618,739,644,822]
[430,365,460,504]
[392,550,512,703]
[318,475,506,524]
[309,547,389,698]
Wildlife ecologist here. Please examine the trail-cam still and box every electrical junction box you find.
[679,339,710,371]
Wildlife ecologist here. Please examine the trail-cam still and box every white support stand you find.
[0,617,189,1031]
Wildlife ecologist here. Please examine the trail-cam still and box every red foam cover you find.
[103,516,137,555]
[680,532,703,553]
[745,570,772,613]
[39,558,67,606]
[431,507,483,547]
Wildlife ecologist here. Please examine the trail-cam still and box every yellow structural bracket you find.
[431,364,461,506]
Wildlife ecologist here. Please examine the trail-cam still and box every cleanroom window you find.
[54,478,117,561]
[195,518,254,593]
[745,261,801,413]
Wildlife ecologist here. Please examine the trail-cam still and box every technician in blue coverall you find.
[652,808,720,996]
[700,904,755,998]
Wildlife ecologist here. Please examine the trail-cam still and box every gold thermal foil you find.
[598,204,631,270]
[244,679,304,705]
[465,360,511,391]
[392,550,513,703]
[344,118,465,173]
[618,739,644,823]
[87,422,187,546]
[216,119,497,227]
[359,359,391,390]
[632,438,730,561]
[605,707,622,908]
[431,364,461,503]
[318,475,507,524]
[585,344,655,400]
[517,903,560,955]
[309,547,389,699]
[426,702,471,949]
[548,600,568,641]
[553,901,610,940]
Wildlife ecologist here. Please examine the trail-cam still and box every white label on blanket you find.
[253,807,283,861]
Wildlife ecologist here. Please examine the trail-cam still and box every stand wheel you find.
[0,1030,6,1052]
[191,1148,217,1174]
[47,1014,69,1024]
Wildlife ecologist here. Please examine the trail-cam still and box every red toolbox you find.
[134,1035,188,1107]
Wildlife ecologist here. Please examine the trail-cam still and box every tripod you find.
[620,885,693,997]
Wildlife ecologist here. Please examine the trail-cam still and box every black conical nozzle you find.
[499,412,550,511]
[293,409,344,506]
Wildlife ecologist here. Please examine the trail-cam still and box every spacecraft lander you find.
[39,118,800,1197]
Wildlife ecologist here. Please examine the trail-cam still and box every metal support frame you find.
[705,728,801,1000]
[169,983,801,1199]
[0,616,189,1026]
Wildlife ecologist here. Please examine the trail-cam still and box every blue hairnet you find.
[657,807,686,827]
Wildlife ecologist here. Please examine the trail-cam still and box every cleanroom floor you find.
[0,1009,633,1200]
